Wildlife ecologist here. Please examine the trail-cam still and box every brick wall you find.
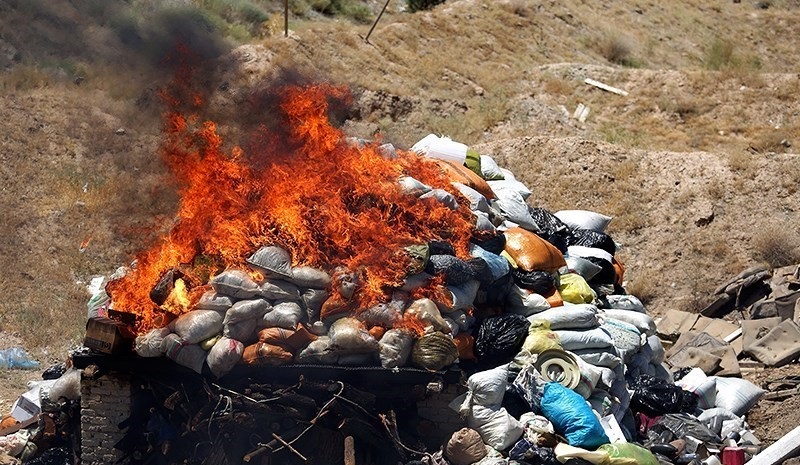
[416,383,468,445]
[80,373,132,465]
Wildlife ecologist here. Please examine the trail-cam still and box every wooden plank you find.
[584,78,629,96]
[723,327,743,343]
[344,436,356,465]
[746,425,800,465]
[762,386,800,401]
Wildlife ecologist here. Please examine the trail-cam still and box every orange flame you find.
[108,69,477,333]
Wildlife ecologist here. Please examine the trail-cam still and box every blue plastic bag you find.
[0,347,40,370]
[540,382,608,449]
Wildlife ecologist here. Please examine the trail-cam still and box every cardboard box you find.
[84,317,136,355]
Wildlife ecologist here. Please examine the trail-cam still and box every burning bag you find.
[287,266,331,289]
[405,298,450,333]
[360,301,404,328]
[195,291,233,312]
[247,245,293,279]
[259,279,301,301]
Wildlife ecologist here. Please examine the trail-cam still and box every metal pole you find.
[284,0,289,37]
[364,0,391,44]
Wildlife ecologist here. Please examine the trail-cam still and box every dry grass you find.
[597,31,639,67]
[727,151,756,173]
[623,268,659,306]
[751,224,800,269]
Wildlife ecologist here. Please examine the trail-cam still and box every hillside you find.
[1,0,799,438]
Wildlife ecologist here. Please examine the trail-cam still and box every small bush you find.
[704,38,761,73]
[751,225,800,268]
[407,0,446,13]
[598,32,639,67]
[308,0,373,23]
[727,151,755,172]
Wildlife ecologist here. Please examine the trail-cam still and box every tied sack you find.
[503,227,567,273]
[206,337,244,378]
[445,428,488,465]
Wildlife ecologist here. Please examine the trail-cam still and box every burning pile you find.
[65,76,773,465]
[84,79,641,378]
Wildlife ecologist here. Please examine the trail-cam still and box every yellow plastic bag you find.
[522,319,562,354]
[558,273,595,304]
[599,443,659,465]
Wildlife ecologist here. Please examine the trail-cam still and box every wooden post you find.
[284,0,289,37]
[364,0,391,43]
[344,436,356,465]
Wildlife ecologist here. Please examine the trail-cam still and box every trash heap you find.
[1,132,785,465]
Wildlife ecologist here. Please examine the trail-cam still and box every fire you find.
[107,69,477,333]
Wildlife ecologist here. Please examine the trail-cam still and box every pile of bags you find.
[87,133,767,464]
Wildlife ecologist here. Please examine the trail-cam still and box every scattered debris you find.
[584,78,629,96]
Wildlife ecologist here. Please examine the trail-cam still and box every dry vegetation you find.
[0,0,799,411]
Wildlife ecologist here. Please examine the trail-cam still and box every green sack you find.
[464,148,482,177]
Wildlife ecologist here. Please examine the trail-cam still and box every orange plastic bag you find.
[241,342,293,365]
[544,287,564,308]
[612,257,626,287]
[453,333,477,360]
[368,326,387,340]
[504,227,567,273]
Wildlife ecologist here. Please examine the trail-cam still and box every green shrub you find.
[407,0,446,13]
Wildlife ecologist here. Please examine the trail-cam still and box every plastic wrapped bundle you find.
[411,331,458,371]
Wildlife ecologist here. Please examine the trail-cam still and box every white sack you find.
[554,210,613,232]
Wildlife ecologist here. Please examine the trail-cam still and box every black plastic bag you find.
[629,375,685,417]
[22,447,72,465]
[471,231,506,255]
[475,273,514,306]
[425,255,474,285]
[513,269,555,294]
[467,257,494,284]
[672,367,693,382]
[42,362,67,380]
[569,229,616,256]
[528,207,574,253]
[474,314,530,367]
[584,256,617,285]
[428,240,456,256]
[653,413,721,444]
